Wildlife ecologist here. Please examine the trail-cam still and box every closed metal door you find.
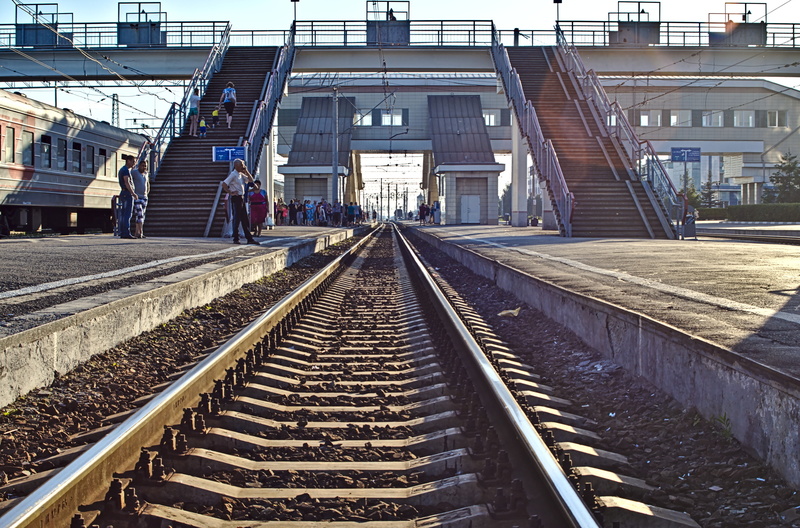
[460,194,480,223]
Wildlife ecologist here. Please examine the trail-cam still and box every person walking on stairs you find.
[219,82,237,129]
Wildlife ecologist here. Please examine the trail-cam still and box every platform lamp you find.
[554,0,562,23]
[291,0,299,24]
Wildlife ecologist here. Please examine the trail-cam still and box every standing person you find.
[248,180,268,236]
[219,82,237,129]
[117,155,137,239]
[188,88,200,137]
[131,159,150,239]
[332,200,342,227]
[221,159,258,245]
[305,199,314,226]
[288,199,297,226]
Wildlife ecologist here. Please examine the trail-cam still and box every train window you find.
[5,127,15,163]
[72,142,82,172]
[22,131,34,166]
[57,138,67,170]
[41,136,52,169]
[99,148,108,176]
[86,145,95,174]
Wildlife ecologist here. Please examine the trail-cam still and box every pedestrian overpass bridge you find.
[5,1,800,237]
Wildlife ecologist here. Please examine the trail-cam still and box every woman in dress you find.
[248,180,268,236]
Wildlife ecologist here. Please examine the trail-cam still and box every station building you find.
[601,77,800,205]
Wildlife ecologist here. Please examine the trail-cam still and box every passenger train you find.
[0,88,147,236]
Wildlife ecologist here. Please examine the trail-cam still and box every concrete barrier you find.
[409,228,800,487]
[0,232,352,408]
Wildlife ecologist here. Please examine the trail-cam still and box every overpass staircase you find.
[494,33,681,238]
[143,47,278,237]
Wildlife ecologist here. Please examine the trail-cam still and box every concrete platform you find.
[0,227,362,407]
[407,224,800,487]
[696,220,800,238]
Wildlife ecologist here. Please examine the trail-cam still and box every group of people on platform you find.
[272,199,371,228]
[221,158,374,244]
[418,202,439,225]
[116,154,150,239]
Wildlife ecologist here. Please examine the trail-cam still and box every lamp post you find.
[291,0,299,24]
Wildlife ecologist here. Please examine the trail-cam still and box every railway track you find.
[0,225,699,528]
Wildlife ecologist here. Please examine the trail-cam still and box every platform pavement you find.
[0,227,357,300]
[410,223,800,379]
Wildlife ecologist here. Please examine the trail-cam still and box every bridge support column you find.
[541,186,557,230]
[511,113,528,227]
[259,128,276,209]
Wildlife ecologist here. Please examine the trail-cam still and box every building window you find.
[702,111,724,127]
[41,135,52,169]
[353,112,372,126]
[483,109,501,127]
[670,110,692,127]
[57,138,67,170]
[767,110,787,128]
[607,114,617,127]
[639,110,661,127]
[99,148,107,176]
[86,145,94,174]
[5,127,15,163]
[381,109,403,126]
[72,142,82,172]
[734,110,755,127]
[22,130,33,166]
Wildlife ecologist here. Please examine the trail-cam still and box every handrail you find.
[245,25,296,171]
[556,25,679,237]
[137,23,231,179]
[491,26,573,236]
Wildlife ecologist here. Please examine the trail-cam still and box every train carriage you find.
[0,89,146,235]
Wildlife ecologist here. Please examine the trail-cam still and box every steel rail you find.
[0,226,380,528]
[393,224,601,528]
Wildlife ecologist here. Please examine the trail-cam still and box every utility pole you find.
[112,94,119,127]
[331,88,339,203]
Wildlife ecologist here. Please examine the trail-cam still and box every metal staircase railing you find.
[556,26,682,238]
[491,26,573,236]
[137,23,232,180]
[244,25,296,171]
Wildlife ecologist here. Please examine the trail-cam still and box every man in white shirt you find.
[222,159,258,245]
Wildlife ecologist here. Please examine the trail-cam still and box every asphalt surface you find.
[0,229,344,294]
[416,224,800,378]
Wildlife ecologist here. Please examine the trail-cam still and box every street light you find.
[291,0,299,24]
[388,128,409,158]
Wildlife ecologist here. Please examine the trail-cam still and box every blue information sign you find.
[671,147,701,163]
[213,146,246,162]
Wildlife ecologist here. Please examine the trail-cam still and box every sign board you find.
[671,147,701,163]
[213,146,246,162]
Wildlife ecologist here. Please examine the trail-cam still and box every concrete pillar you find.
[510,112,528,227]
[754,182,763,204]
[541,187,557,230]
[259,129,275,208]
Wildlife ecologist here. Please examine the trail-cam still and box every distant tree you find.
[768,152,800,203]
[679,181,701,209]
